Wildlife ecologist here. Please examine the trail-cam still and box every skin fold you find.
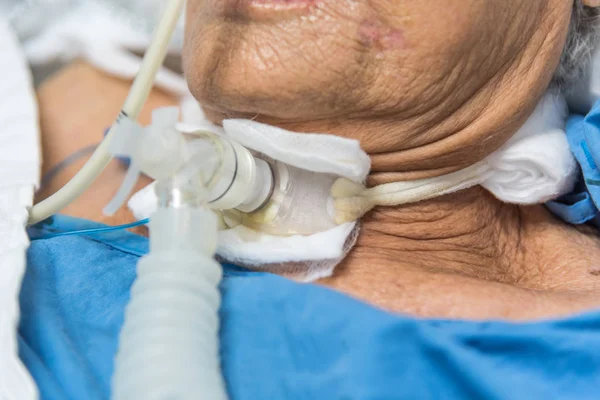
[39,0,600,320]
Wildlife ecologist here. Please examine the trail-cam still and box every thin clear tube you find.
[27,0,185,225]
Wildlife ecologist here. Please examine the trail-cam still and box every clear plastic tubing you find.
[112,203,228,400]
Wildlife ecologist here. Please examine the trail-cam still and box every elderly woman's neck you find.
[317,186,600,318]
[202,107,600,294]
[356,187,526,278]
[333,186,600,290]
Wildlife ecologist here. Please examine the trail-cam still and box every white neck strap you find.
[333,91,577,223]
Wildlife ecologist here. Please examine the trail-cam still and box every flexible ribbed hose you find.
[112,208,228,400]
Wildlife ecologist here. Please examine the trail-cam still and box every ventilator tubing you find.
[112,207,228,400]
[27,0,184,225]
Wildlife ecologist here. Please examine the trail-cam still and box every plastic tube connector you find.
[206,137,274,213]
[236,158,273,213]
[135,107,185,182]
[103,107,186,216]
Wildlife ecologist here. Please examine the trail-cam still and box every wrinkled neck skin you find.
[322,188,600,319]
[203,112,600,320]
[202,87,600,321]
[190,0,600,319]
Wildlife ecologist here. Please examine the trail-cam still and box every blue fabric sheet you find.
[20,215,600,400]
[548,100,600,226]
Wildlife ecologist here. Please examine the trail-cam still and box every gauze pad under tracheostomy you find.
[129,90,576,281]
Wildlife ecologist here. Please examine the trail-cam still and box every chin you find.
[183,1,374,121]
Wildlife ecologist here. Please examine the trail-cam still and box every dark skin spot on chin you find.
[358,20,406,50]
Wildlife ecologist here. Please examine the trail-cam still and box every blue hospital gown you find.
[18,215,600,400]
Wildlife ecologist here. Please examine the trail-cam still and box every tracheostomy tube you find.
[110,104,353,399]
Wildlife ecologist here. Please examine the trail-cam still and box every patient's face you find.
[183,0,571,158]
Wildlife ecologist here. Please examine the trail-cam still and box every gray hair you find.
[554,1,600,88]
